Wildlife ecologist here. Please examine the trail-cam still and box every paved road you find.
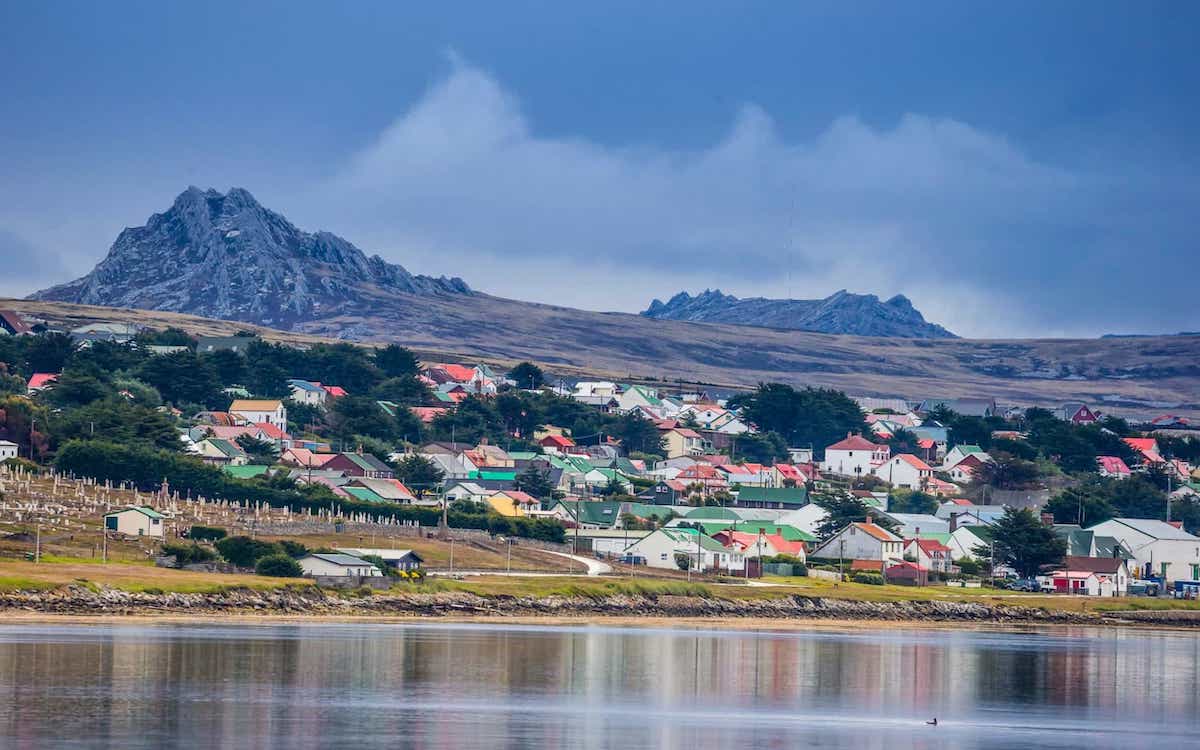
[426,551,613,578]
[539,550,612,576]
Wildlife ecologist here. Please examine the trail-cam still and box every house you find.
[287,379,327,406]
[816,520,902,561]
[661,426,704,458]
[104,506,166,538]
[904,538,955,574]
[711,530,807,562]
[196,335,256,353]
[820,434,890,477]
[70,322,139,344]
[1085,518,1200,583]
[1051,556,1129,596]
[297,553,382,578]
[618,384,664,413]
[1058,402,1099,425]
[26,373,58,393]
[674,464,729,494]
[0,440,17,460]
[1123,437,1165,465]
[946,524,994,562]
[776,504,829,538]
[0,309,32,335]
[549,499,623,529]
[338,548,424,572]
[349,478,418,504]
[880,512,949,537]
[942,445,990,471]
[876,454,933,489]
[487,490,540,517]
[323,452,395,479]
[539,434,576,454]
[947,453,991,484]
[193,438,249,466]
[279,447,336,470]
[811,522,904,563]
[444,482,492,504]
[228,399,287,427]
[622,527,746,573]
[1097,456,1132,479]
[733,486,809,510]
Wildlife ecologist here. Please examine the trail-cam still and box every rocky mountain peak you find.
[31,187,471,328]
[640,288,956,338]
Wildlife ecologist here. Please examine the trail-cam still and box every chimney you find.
[1168,520,1183,530]
[949,512,959,533]
[1040,512,1054,526]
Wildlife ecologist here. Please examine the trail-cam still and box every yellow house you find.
[662,427,704,459]
[486,490,539,517]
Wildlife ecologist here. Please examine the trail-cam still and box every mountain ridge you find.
[641,288,957,338]
[30,187,470,328]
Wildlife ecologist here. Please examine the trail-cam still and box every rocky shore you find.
[4,584,1197,626]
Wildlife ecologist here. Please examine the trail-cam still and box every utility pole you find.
[35,524,41,564]
[839,539,845,582]
[506,537,512,576]
[102,528,108,563]
[449,537,455,575]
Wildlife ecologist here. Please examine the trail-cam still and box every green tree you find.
[609,412,665,455]
[215,536,284,568]
[285,399,325,434]
[974,452,1041,490]
[508,361,544,389]
[732,431,789,463]
[236,434,278,465]
[1045,480,1118,526]
[373,344,421,378]
[255,554,303,577]
[738,384,864,456]
[971,507,1065,578]
[392,454,445,496]
[24,333,75,374]
[1172,495,1200,535]
[203,348,248,387]
[52,398,181,452]
[514,465,554,499]
[597,475,627,497]
[328,395,398,441]
[370,376,432,407]
[813,491,897,541]
[888,490,939,515]
[136,350,223,407]
[42,370,111,408]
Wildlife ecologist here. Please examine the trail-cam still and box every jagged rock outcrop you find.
[642,289,957,338]
[30,187,471,328]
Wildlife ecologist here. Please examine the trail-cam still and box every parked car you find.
[619,554,647,566]
[1007,578,1040,592]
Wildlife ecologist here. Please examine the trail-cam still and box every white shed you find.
[0,440,18,460]
[104,506,166,538]
[298,553,383,577]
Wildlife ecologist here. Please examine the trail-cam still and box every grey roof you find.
[308,553,377,567]
[1101,518,1199,541]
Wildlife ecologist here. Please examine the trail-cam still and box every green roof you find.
[222,465,270,479]
[684,519,816,543]
[661,527,729,552]
[508,451,538,461]
[957,445,985,454]
[621,503,678,521]
[106,506,164,520]
[557,500,622,526]
[734,486,809,507]
[344,486,387,503]
[479,470,517,481]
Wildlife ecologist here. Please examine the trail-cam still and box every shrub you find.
[361,554,397,577]
[160,542,215,566]
[793,562,808,577]
[1,457,40,475]
[851,572,885,586]
[185,525,227,542]
[255,554,303,577]
[957,559,982,576]
[279,540,309,559]
[214,536,283,568]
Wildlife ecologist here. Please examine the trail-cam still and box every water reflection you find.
[0,622,1196,749]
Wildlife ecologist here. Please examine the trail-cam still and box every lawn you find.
[0,560,298,594]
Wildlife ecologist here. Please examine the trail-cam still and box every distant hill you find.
[641,289,956,338]
[30,187,470,329]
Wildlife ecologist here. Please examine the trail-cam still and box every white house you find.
[623,527,746,573]
[104,506,166,538]
[1085,518,1200,583]
[287,379,327,406]
[820,434,890,477]
[298,553,382,578]
[338,548,424,572]
[776,504,829,538]
[1051,556,1129,596]
[229,399,287,427]
[903,538,955,574]
[876,453,933,489]
[0,440,18,460]
[941,445,990,471]
[811,522,904,563]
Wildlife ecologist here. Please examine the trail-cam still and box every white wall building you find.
[811,522,904,563]
[298,553,382,578]
[0,440,18,460]
[875,454,933,489]
[104,507,166,538]
[820,435,890,477]
[1085,518,1200,583]
[229,399,288,427]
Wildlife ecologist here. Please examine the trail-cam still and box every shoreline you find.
[4,584,1198,629]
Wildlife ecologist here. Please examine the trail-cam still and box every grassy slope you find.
[7,298,1199,416]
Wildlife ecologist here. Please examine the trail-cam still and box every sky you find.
[1,2,1197,338]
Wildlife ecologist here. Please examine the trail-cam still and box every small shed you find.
[104,506,166,538]
[340,548,425,572]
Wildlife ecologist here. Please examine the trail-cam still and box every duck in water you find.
[926,718,938,726]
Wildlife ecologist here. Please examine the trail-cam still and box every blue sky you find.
[1,2,1197,337]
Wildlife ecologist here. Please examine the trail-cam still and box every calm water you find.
[0,622,1197,749]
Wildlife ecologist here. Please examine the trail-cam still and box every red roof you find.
[497,490,538,505]
[1097,456,1131,475]
[410,406,449,424]
[0,310,31,335]
[253,422,290,440]
[540,435,576,448]
[917,438,936,449]
[826,434,882,452]
[677,464,723,479]
[1123,437,1157,453]
[853,522,900,542]
[670,427,701,439]
[437,364,478,382]
[27,373,58,390]
[894,454,932,471]
[322,385,347,397]
[906,538,951,554]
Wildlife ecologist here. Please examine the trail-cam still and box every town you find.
[2,306,1199,603]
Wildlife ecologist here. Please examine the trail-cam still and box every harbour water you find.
[0,621,1197,749]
